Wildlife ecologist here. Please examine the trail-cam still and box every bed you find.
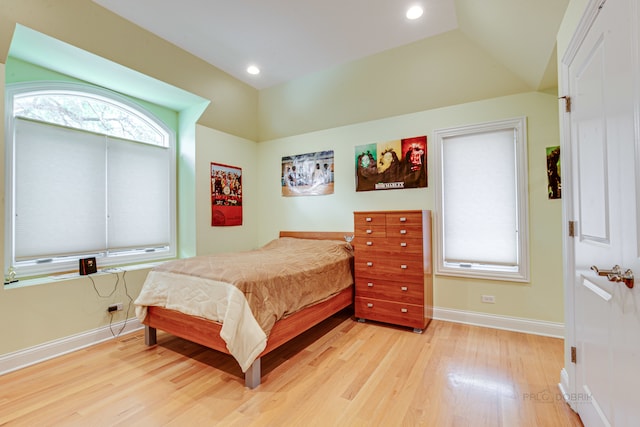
[134,231,354,388]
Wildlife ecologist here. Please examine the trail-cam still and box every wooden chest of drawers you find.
[353,210,433,332]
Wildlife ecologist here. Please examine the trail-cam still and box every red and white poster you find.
[211,162,242,226]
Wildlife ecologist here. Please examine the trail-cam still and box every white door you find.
[567,0,640,425]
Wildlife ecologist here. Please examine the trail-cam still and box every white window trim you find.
[433,117,530,282]
[4,81,177,277]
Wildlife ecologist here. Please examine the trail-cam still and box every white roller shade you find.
[13,118,171,263]
[14,119,107,260]
[107,137,171,251]
[442,129,518,266]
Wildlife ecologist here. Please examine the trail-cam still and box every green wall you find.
[194,126,259,255]
[0,0,567,361]
[0,64,155,354]
[0,81,565,359]
[256,91,564,323]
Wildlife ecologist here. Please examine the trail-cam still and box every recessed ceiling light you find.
[247,65,260,75]
[406,5,424,20]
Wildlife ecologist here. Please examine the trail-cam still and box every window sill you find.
[435,268,530,283]
[3,262,164,290]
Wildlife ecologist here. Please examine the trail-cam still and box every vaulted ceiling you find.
[93,0,569,91]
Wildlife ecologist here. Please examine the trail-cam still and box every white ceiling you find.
[92,0,568,91]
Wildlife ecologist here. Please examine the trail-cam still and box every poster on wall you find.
[282,150,334,196]
[546,146,561,199]
[355,135,427,192]
[211,162,242,226]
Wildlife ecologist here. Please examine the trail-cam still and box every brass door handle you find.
[591,265,634,289]
[590,265,621,276]
[614,269,634,289]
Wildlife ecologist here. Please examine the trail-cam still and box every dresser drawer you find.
[355,297,425,329]
[354,212,386,227]
[386,211,422,226]
[355,278,423,304]
[354,257,424,281]
[354,223,386,238]
[353,236,384,255]
[354,236,422,259]
[386,212,423,227]
[386,223,423,238]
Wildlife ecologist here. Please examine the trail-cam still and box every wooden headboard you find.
[279,231,352,241]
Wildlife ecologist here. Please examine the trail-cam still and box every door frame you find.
[558,0,605,412]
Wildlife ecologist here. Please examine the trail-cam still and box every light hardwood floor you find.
[0,310,583,426]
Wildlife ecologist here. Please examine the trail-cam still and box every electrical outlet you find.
[107,303,124,313]
[481,295,496,304]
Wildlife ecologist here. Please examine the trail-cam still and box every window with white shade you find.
[433,117,529,282]
[5,83,176,277]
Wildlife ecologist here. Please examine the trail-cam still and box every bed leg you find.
[244,357,261,389]
[144,325,157,346]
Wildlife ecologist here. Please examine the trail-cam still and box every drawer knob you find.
[367,262,373,267]
[401,308,408,313]
[401,286,408,291]
[400,230,407,235]
[366,217,372,222]
[367,303,374,308]
[401,264,407,269]
[367,282,374,287]
[366,229,373,234]
[400,242,407,247]
[366,241,373,246]
[400,217,407,222]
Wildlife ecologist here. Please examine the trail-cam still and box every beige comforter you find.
[135,237,354,371]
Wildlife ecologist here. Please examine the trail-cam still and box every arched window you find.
[5,82,176,277]
[14,90,168,147]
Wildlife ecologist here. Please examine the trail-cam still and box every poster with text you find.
[355,135,427,192]
[282,150,334,196]
[211,162,242,226]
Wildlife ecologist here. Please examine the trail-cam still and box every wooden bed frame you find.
[142,231,354,388]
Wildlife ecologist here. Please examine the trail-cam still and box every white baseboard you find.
[0,318,143,376]
[433,307,565,338]
[558,368,578,411]
[1,309,564,377]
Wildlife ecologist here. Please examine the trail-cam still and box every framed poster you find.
[282,150,334,196]
[211,162,242,226]
[355,135,427,192]
[546,146,561,199]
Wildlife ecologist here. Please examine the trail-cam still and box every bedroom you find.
[0,0,605,425]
